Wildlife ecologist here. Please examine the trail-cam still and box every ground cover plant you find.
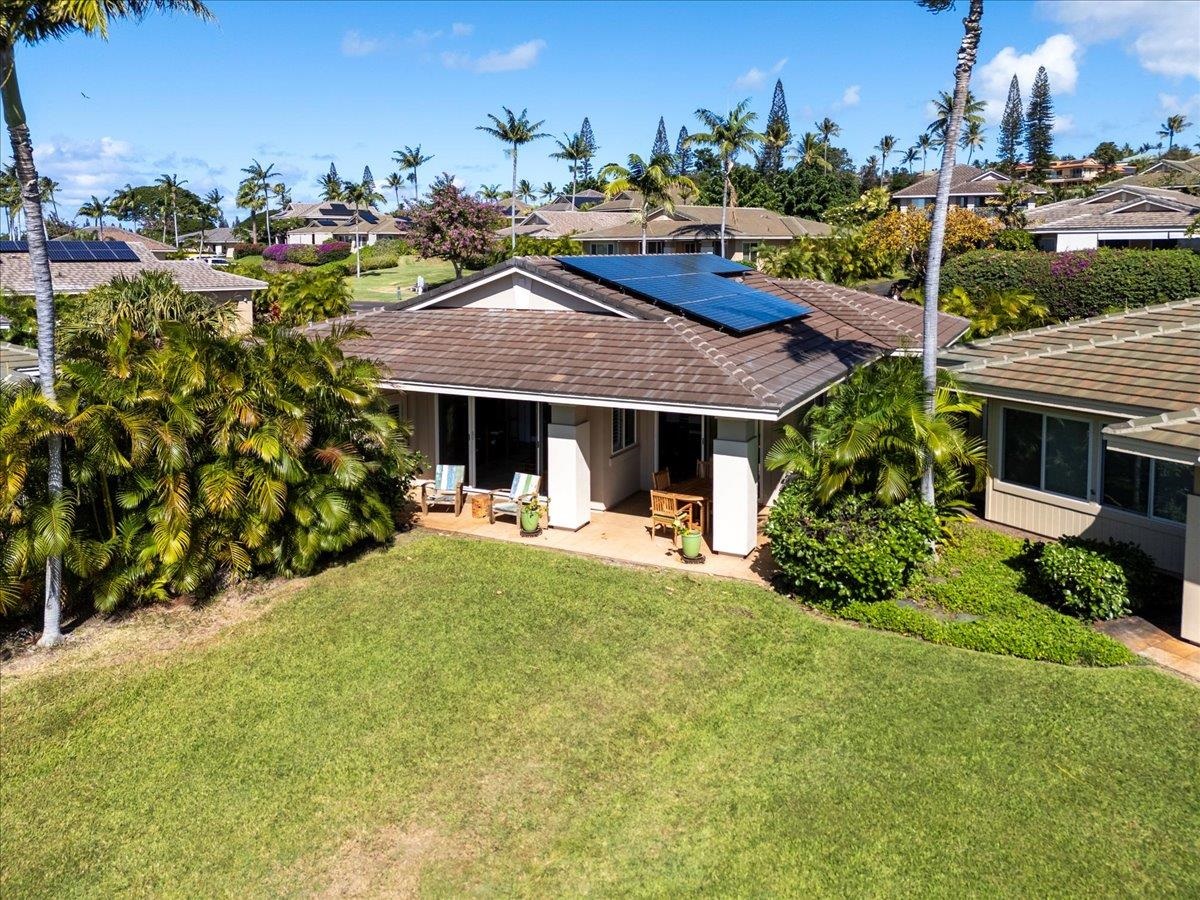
[2,534,1197,896]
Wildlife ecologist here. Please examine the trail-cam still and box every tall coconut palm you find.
[476,107,549,250]
[236,177,263,243]
[77,194,110,239]
[39,176,59,219]
[383,172,404,211]
[876,134,897,184]
[271,180,290,213]
[790,132,833,171]
[199,187,222,252]
[918,0,984,507]
[241,158,277,243]
[478,183,502,201]
[961,119,986,164]
[902,146,920,172]
[392,144,434,204]
[927,89,985,161]
[318,169,344,202]
[815,117,841,164]
[537,181,557,203]
[0,0,213,647]
[515,179,535,203]
[691,100,763,256]
[915,132,935,173]
[155,173,187,246]
[1158,114,1192,153]
[598,153,697,254]
[550,131,589,204]
[343,179,384,278]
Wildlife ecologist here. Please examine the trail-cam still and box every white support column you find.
[547,404,591,531]
[1181,467,1200,645]
[712,417,759,556]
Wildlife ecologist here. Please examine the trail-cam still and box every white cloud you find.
[836,84,861,108]
[1159,91,1200,117]
[733,58,787,91]
[340,30,382,57]
[451,22,473,37]
[978,33,1080,122]
[1053,113,1075,134]
[406,28,443,47]
[1041,0,1200,80]
[441,38,546,74]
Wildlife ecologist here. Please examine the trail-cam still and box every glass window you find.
[1102,449,1150,514]
[1002,408,1042,489]
[1044,416,1090,499]
[1152,460,1191,524]
[611,408,637,455]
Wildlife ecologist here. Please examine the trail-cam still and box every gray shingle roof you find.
[1024,184,1200,232]
[891,165,1046,199]
[575,206,830,241]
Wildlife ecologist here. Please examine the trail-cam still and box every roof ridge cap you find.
[1107,406,1200,433]
[954,319,1200,372]
[962,297,1200,348]
[665,316,779,404]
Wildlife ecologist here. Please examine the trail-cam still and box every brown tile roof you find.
[55,228,174,252]
[1109,156,1200,189]
[1103,408,1200,463]
[508,209,634,239]
[0,241,267,295]
[940,299,1200,420]
[891,165,1046,199]
[322,255,968,417]
[1024,184,1200,231]
[575,206,830,241]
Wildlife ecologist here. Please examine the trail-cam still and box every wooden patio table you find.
[666,477,712,534]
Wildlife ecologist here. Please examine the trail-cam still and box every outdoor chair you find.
[649,490,694,546]
[489,472,542,524]
[651,468,672,490]
[420,464,465,515]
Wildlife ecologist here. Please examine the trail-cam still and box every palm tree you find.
[236,177,263,243]
[1158,114,1192,154]
[515,179,535,203]
[538,181,557,203]
[392,145,434,204]
[915,132,935,173]
[918,0,984,507]
[155,172,186,246]
[270,180,290,213]
[598,153,697,254]
[476,107,549,250]
[343,178,384,278]
[241,158,277,243]
[551,132,589,204]
[318,170,344,202]
[77,194,110,239]
[691,100,764,256]
[927,89,985,160]
[815,117,841,165]
[790,132,833,171]
[478,183,502,201]
[383,172,404,211]
[902,146,920,172]
[961,120,986,164]
[876,135,897,184]
[38,176,59,219]
[199,187,222,252]
[0,0,214,647]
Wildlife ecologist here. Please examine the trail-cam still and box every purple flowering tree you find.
[408,180,502,279]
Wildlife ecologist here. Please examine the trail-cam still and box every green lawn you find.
[3,535,1198,896]
[346,257,467,302]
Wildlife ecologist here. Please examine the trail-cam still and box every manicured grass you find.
[831,521,1138,666]
[3,535,1198,896]
[346,257,467,302]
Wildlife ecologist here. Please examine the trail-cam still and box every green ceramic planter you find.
[520,506,541,533]
[680,529,703,559]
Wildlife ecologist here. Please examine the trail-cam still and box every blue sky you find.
[11,0,1200,220]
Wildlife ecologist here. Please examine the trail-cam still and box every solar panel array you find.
[555,254,810,335]
[0,240,140,262]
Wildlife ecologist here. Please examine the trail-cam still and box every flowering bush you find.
[262,242,351,266]
[315,241,351,262]
[408,182,502,278]
[262,244,292,263]
[232,243,265,259]
[859,207,1000,280]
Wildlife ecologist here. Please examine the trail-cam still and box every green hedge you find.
[940,248,1200,321]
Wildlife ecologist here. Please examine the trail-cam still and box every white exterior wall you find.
[1182,479,1199,644]
[1055,232,1101,251]
[712,418,759,556]
[547,405,592,530]
[430,272,609,313]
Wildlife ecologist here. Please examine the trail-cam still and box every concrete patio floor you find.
[1097,616,1200,681]
[415,491,774,585]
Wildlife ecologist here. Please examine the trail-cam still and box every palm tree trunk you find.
[264,186,273,244]
[172,201,179,247]
[414,169,419,205]
[719,157,730,257]
[394,186,400,210]
[510,144,518,251]
[1,41,64,646]
[97,214,103,241]
[921,0,983,507]
[161,202,168,243]
[571,164,577,205]
[641,220,647,255]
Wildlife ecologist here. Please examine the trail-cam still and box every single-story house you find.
[497,209,635,241]
[892,165,1047,212]
[0,239,266,327]
[312,254,967,557]
[286,218,407,249]
[1023,184,1200,251]
[180,226,240,258]
[0,340,39,382]
[54,228,176,259]
[537,189,607,211]
[574,206,831,262]
[941,300,1200,643]
[1109,155,1200,191]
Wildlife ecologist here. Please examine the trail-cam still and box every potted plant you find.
[519,495,544,534]
[674,513,703,560]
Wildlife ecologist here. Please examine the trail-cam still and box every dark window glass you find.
[1002,408,1042,489]
[612,408,636,454]
[1103,449,1150,514]
[1044,415,1090,498]
[1152,460,1191,524]
[437,395,469,468]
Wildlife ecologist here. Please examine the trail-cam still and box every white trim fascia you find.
[1102,438,1200,467]
[402,267,640,319]
[959,384,1157,420]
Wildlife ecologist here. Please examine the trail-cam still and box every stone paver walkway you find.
[1097,617,1200,681]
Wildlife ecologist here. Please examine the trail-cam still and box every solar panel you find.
[0,240,141,262]
[555,254,809,335]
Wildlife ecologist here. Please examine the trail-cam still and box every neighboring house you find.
[590,190,643,213]
[1013,157,1129,187]
[178,226,240,258]
[537,189,607,211]
[574,206,830,262]
[941,300,1200,643]
[1109,155,1200,191]
[311,254,967,557]
[892,165,1047,212]
[495,198,534,219]
[0,239,266,327]
[279,201,405,249]
[55,228,177,259]
[0,340,39,382]
[498,209,635,241]
[1023,184,1200,251]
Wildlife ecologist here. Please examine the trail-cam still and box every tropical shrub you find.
[941,248,1200,321]
[315,240,351,262]
[0,292,38,345]
[822,187,891,229]
[1024,536,1156,621]
[262,242,350,266]
[489,234,583,265]
[766,487,939,607]
[408,181,502,278]
[861,207,1001,281]
[256,268,351,325]
[939,286,1049,338]
[993,228,1035,251]
[232,242,265,259]
[756,231,894,285]
[0,272,420,617]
